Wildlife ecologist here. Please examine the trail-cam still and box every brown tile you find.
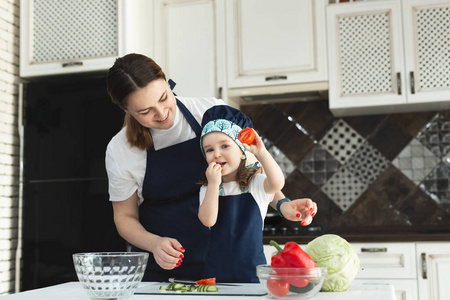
[240,104,272,124]
[369,164,417,206]
[367,119,412,160]
[337,188,410,227]
[439,109,450,120]
[276,126,315,165]
[388,111,437,137]
[244,105,292,144]
[397,187,445,225]
[423,209,450,226]
[283,169,320,198]
[309,189,343,232]
[343,115,387,139]
[276,100,335,141]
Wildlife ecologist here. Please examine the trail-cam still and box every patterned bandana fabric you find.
[200,105,254,160]
[200,119,248,160]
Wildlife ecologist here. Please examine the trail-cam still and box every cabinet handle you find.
[265,75,287,81]
[361,247,387,252]
[410,71,415,94]
[421,252,427,279]
[396,72,402,95]
[62,62,83,68]
[217,87,223,100]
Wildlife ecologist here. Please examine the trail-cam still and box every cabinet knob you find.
[361,247,387,253]
[410,72,415,94]
[265,75,287,81]
[421,252,427,279]
[396,72,402,95]
[62,62,83,68]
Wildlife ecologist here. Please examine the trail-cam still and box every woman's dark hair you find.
[106,53,166,150]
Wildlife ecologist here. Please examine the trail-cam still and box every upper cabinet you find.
[327,0,450,116]
[20,0,153,78]
[152,0,227,100]
[225,0,328,89]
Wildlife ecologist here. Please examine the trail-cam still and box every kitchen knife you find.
[168,278,239,286]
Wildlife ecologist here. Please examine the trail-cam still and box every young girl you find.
[198,105,285,283]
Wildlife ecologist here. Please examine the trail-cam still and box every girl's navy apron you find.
[131,99,210,281]
[202,192,266,283]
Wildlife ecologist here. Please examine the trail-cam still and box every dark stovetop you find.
[263,224,450,244]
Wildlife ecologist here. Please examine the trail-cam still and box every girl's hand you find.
[205,162,222,187]
[242,131,267,157]
[280,198,317,225]
[151,236,185,270]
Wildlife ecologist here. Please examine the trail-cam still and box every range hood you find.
[227,81,329,106]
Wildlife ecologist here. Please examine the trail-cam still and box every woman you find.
[105,53,317,281]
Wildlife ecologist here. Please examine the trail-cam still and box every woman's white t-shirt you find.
[198,174,274,225]
[105,97,224,204]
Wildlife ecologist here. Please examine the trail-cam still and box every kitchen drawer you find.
[352,243,417,279]
[352,279,418,300]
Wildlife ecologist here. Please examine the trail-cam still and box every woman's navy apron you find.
[132,99,210,281]
[202,192,266,283]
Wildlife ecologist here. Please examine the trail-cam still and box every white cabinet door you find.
[153,0,226,100]
[20,0,153,78]
[226,0,327,88]
[327,0,450,116]
[327,0,406,115]
[402,0,450,104]
[416,243,450,300]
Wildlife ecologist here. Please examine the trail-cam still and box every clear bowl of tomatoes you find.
[256,265,327,299]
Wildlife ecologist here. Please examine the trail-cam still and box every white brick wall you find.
[0,0,20,295]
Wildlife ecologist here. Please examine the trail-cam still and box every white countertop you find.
[1,282,395,300]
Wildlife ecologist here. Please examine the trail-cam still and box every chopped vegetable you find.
[196,277,216,285]
[237,127,256,145]
[159,283,218,293]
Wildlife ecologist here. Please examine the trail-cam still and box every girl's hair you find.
[106,53,167,150]
[199,158,259,189]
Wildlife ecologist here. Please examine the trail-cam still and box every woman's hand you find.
[205,162,222,187]
[150,236,185,270]
[280,198,317,225]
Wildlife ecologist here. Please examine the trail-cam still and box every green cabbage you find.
[304,234,360,292]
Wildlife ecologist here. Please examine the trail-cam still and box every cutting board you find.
[135,282,267,296]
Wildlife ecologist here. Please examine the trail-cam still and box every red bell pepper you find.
[270,240,315,287]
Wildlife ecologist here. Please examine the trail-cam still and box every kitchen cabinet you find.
[327,0,450,116]
[20,0,153,78]
[225,0,328,89]
[351,242,418,300]
[152,0,228,101]
[416,242,450,300]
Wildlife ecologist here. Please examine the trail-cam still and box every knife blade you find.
[168,277,239,286]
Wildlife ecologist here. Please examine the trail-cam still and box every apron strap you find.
[176,99,202,136]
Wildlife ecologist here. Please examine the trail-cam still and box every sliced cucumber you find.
[159,283,218,293]
[206,285,219,292]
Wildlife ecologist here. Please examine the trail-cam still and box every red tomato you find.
[237,127,256,145]
[266,279,290,297]
[288,278,309,287]
[196,278,216,285]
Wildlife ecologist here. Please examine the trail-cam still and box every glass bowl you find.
[256,264,327,299]
[73,252,149,300]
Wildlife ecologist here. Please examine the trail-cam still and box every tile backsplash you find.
[241,101,450,234]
